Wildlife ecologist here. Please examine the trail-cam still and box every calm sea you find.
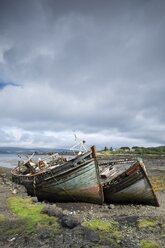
[0,154,18,168]
[0,153,75,168]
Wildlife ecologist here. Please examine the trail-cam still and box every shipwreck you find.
[12,142,159,207]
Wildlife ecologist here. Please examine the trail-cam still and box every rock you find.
[100,239,113,246]
[63,209,71,215]
[1,173,6,177]
[82,227,100,242]
[8,237,16,242]
[86,213,93,220]
[103,204,109,209]
[38,230,51,241]
[31,196,38,203]
[12,188,17,194]
[42,205,63,218]
[60,215,81,228]
[108,204,115,209]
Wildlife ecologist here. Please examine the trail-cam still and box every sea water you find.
[0,153,75,168]
[0,154,53,168]
[0,154,18,168]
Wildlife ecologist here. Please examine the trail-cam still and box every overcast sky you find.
[0,0,165,149]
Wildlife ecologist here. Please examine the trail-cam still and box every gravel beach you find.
[0,157,165,248]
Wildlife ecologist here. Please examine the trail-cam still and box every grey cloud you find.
[0,81,19,90]
[0,0,165,148]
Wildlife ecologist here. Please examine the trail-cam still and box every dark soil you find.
[0,157,165,248]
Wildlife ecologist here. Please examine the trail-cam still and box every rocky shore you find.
[0,158,165,248]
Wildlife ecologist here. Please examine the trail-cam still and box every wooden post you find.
[91,145,97,158]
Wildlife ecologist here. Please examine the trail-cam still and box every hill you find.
[0,147,70,155]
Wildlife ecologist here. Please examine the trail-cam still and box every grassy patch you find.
[162,224,165,229]
[138,219,159,229]
[82,219,118,232]
[140,240,162,248]
[82,219,122,245]
[7,196,60,233]
[149,176,165,191]
[99,146,165,156]
[0,213,5,222]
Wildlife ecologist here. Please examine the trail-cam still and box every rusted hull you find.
[12,151,104,204]
[102,160,159,206]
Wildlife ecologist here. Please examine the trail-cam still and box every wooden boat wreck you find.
[12,146,104,204]
[99,158,159,206]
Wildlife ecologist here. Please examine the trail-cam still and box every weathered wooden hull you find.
[12,150,104,204]
[102,160,159,206]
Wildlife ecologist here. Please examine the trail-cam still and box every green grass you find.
[7,196,60,233]
[99,150,132,155]
[0,213,5,222]
[82,219,122,245]
[99,146,165,156]
[82,219,118,232]
[138,219,159,229]
[140,240,162,248]
[149,176,165,192]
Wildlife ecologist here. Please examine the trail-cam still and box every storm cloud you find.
[0,0,165,149]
